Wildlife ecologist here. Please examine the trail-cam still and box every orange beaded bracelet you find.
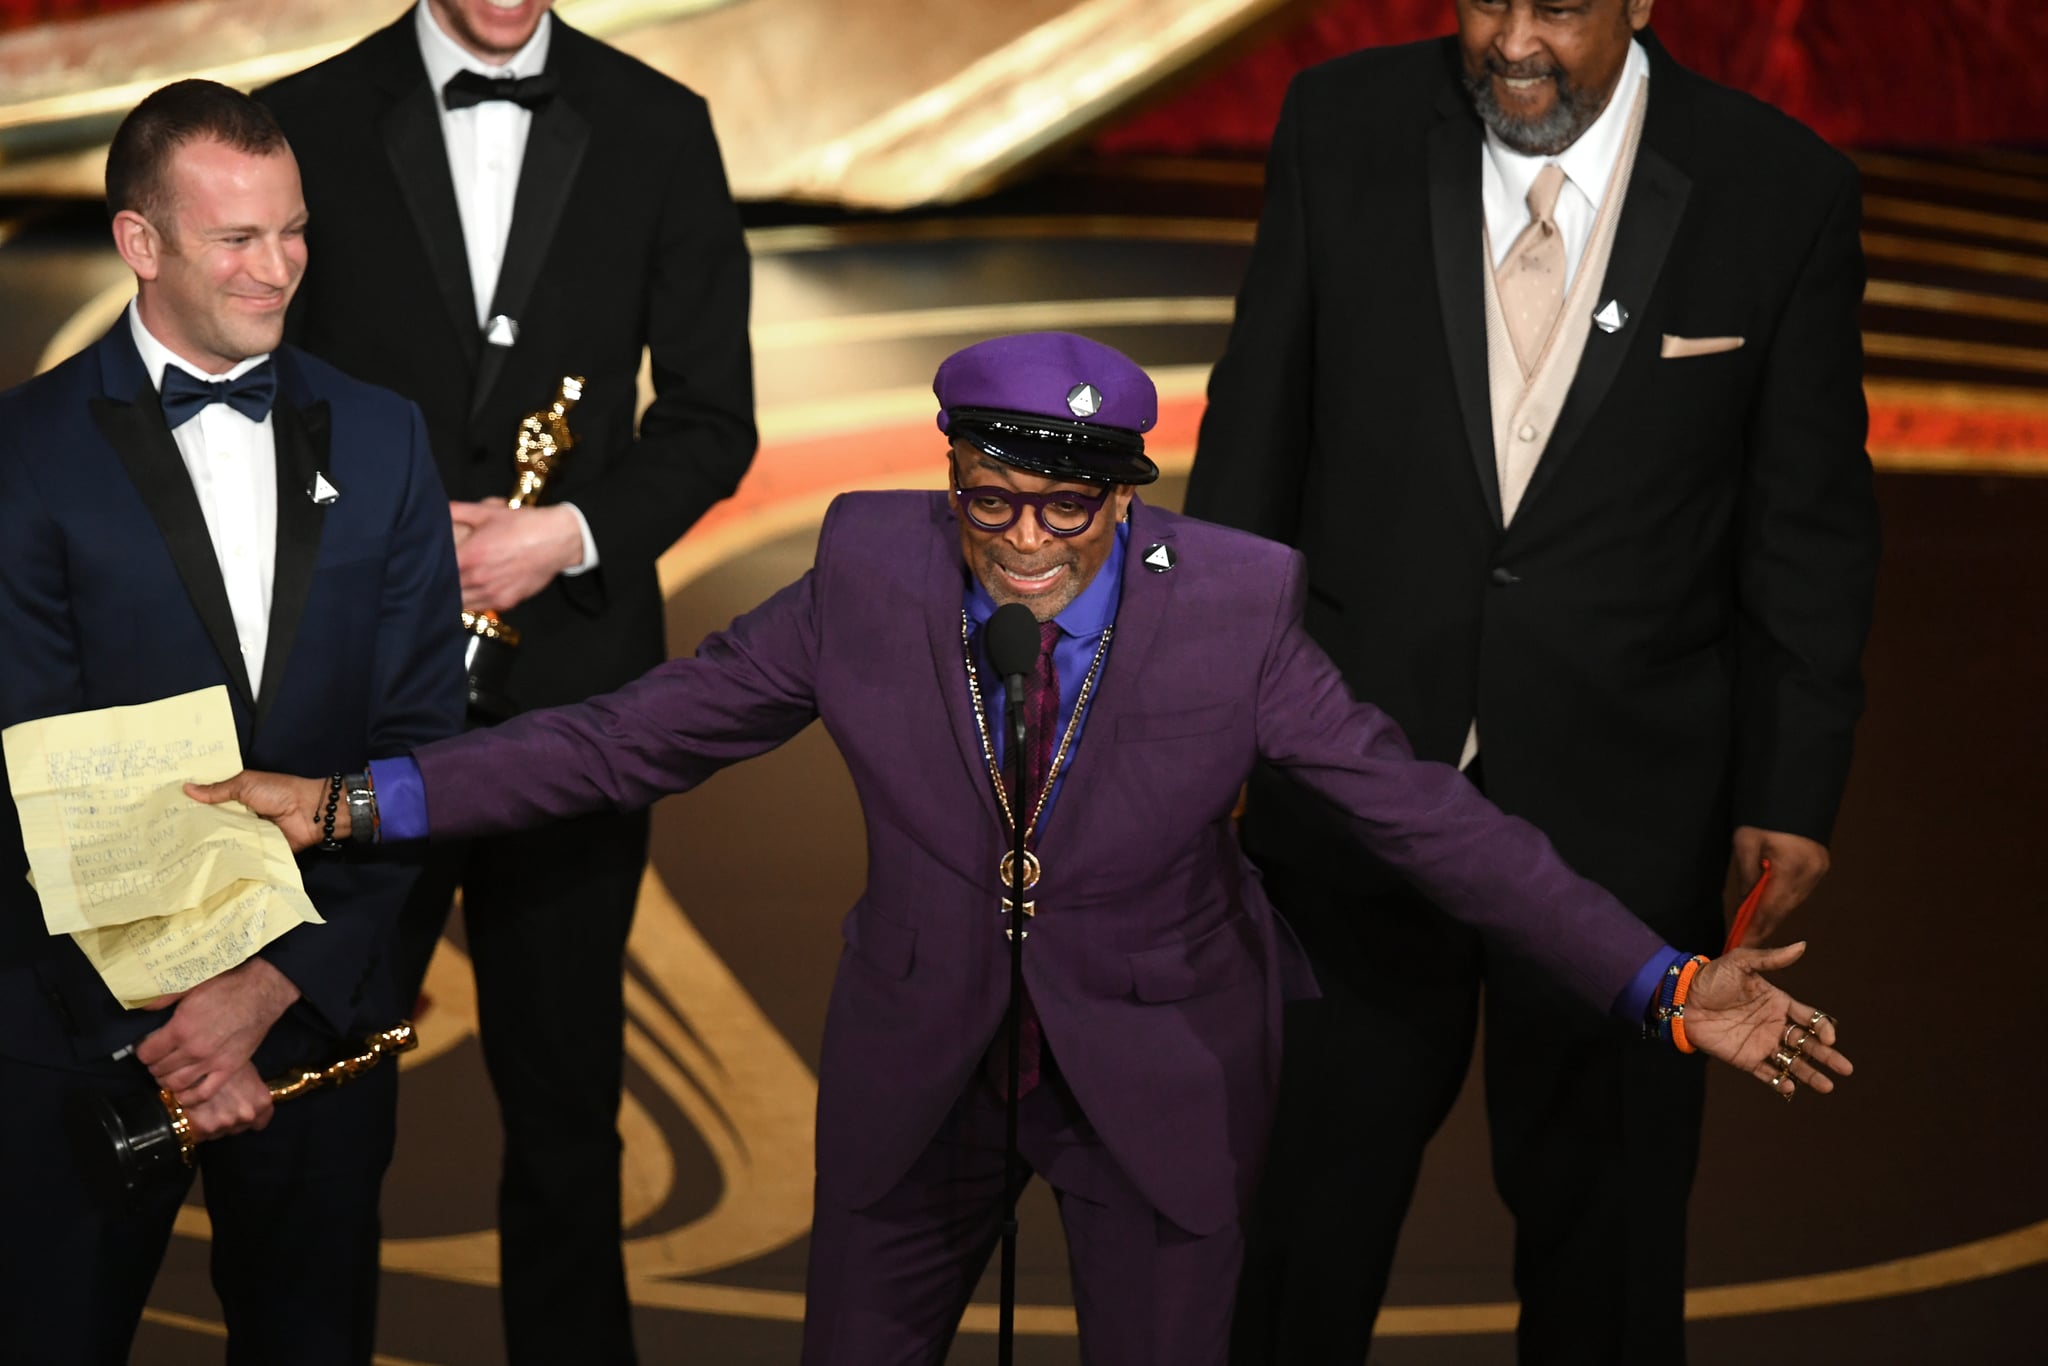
[1668,954,1710,1054]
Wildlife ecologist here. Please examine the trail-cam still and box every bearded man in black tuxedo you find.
[1189,1,1880,1360]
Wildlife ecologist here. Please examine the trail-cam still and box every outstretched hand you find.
[186,770,332,853]
[1684,942,1851,1100]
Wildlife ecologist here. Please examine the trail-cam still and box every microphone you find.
[986,603,1040,752]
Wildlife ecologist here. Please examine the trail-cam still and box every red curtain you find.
[0,0,167,31]
[1098,0,2048,154]
[7,0,2044,150]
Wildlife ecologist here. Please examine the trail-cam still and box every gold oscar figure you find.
[461,376,586,718]
[73,1024,418,1199]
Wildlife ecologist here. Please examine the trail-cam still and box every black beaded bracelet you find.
[318,772,345,851]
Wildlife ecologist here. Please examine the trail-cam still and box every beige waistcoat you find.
[1462,81,1650,770]
[1482,79,1651,527]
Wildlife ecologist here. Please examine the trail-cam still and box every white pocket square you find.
[1660,334,1744,359]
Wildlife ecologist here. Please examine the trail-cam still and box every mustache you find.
[1484,53,1562,81]
[985,546,1075,577]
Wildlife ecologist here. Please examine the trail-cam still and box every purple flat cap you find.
[934,331,1160,486]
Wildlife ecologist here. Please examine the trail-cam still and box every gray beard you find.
[1464,64,1613,156]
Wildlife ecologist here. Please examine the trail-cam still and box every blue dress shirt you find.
[965,522,1126,835]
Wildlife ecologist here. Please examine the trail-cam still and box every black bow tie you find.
[159,361,276,428]
[442,69,559,112]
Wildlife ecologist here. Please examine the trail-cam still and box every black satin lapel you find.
[90,392,253,702]
[469,97,591,423]
[1426,113,1502,528]
[382,87,481,372]
[1519,146,1692,519]
[924,504,1003,830]
[254,398,330,730]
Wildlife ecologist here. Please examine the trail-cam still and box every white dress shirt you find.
[128,301,278,691]
[414,0,552,327]
[413,1,597,573]
[1482,39,1650,294]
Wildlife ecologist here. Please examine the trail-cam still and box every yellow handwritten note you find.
[68,877,317,1010]
[2,686,321,1006]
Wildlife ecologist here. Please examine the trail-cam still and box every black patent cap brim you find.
[951,416,1159,487]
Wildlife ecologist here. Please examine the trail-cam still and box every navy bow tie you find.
[442,70,560,111]
[159,361,277,429]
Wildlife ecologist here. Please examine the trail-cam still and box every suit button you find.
[1518,423,1538,442]
[1490,566,1520,586]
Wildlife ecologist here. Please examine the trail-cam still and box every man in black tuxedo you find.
[0,81,463,1364]
[1188,1,1879,1360]
[259,3,754,1359]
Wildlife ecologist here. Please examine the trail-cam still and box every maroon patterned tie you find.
[989,619,1060,1099]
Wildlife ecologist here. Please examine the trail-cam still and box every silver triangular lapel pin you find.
[309,471,340,505]
[1593,299,1628,334]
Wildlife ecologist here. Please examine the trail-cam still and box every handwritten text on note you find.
[3,687,321,1007]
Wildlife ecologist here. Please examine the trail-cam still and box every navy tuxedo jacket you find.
[0,323,465,1070]
[404,491,1666,1235]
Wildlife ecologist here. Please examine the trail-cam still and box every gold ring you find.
[1767,1073,1793,1100]
[1782,1024,1808,1050]
[1808,1010,1836,1032]
[1770,1049,1798,1073]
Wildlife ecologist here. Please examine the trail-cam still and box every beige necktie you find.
[1496,163,1568,377]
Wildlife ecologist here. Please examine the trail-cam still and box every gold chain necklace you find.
[960,610,1113,932]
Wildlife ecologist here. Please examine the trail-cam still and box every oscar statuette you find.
[460,375,585,718]
[68,1024,418,1202]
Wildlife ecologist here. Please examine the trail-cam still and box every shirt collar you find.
[966,520,1129,640]
[126,299,270,391]
[1484,38,1648,217]
[414,0,553,90]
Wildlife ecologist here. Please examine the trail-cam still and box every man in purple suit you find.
[196,332,1849,1363]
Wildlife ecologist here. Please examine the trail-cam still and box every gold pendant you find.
[1000,848,1040,922]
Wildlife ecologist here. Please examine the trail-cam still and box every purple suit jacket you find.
[412,491,1666,1234]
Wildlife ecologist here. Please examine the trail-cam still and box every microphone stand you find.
[999,680,1028,1366]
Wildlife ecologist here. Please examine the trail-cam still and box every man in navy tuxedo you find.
[0,81,463,1364]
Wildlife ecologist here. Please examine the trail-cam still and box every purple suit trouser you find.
[801,1052,1240,1366]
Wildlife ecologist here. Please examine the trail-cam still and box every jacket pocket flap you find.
[842,907,916,980]
[1127,915,1259,1003]
[1115,701,1238,744]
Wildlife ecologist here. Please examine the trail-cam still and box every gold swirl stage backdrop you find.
[18,213,2043,1362]
[0,0,1298,205]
